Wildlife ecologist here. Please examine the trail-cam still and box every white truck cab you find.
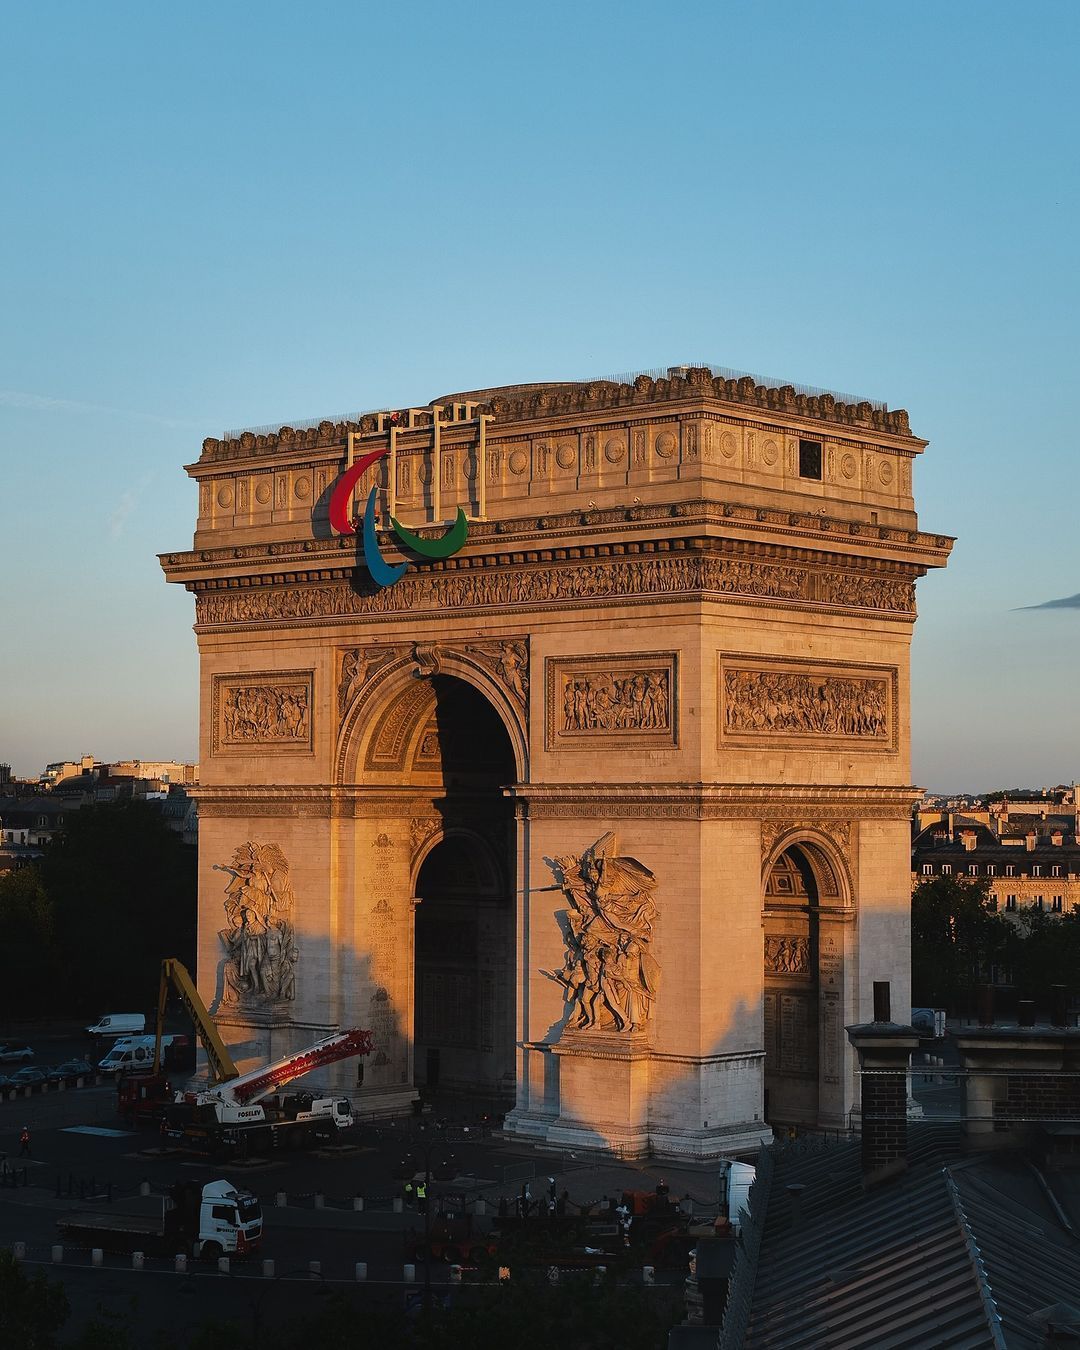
[193,1179,262,1257]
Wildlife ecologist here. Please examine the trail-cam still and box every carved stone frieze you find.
[819,572,913,611]
[194,554,917,628]
[215,841,297,1005]
[720,656,898,753]
[546,653,677,750]
[547,832,660,1034]
[765,935,810,975]
[212,672,313,753]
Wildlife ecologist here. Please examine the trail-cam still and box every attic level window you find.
[922,863,933,875]
[941,864,952,875]
[798,439,823,480]
[987,864,996,876]
[1032,864,1041,877]
[1052,865,1061,877]
[1006,864,1016,877]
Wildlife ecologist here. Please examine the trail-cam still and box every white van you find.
[97,1034,185,1075]
[86,1013,145,1039]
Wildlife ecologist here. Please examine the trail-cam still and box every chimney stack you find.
[846,982,920,1186]
[953,1025,1080,1151]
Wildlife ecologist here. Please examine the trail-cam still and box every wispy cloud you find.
[0,388,202,430]
[108,472,155,540]
[1017,593,1080,610]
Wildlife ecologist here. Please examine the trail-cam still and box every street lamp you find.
[393,1122,458,1313]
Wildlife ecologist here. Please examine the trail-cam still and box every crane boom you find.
[222,1029,374,1106]
[155,958,239,1085]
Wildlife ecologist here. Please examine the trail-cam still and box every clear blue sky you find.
[2,1,1077,790]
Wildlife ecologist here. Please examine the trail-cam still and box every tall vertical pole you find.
[478,414,490,520]
[388,423,397,523]
[432,408,442,525]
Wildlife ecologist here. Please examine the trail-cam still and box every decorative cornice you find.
[161,497,952,577]
[188,784,505,820]
[193,367,918,466]
[506,783,920,820]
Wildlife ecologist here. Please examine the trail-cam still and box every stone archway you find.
[338,668,517,1111]
[413,830,514,1100]
[762,829,854,1130]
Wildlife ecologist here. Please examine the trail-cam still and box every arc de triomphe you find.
[161,365,951,1158]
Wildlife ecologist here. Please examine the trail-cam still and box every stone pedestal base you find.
[551,1029,652,1150]
[504,1035,772,1160]
[352,1084,420,1119]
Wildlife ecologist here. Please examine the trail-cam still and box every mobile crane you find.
[119,959,374,1156]
[117,957,238,1125]
[164,1025,374,1156]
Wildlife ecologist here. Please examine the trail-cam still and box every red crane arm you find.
[230,1029,374,1105]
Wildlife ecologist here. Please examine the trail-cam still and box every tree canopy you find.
[0,802,195,1019]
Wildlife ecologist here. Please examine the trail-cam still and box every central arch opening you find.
[410,676,516,1103]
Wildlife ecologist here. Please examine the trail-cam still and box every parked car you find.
[0,1043,35,1063]
[9,1067,48,1087]
[46,1059,93,1084]
[0,1074,14,1090]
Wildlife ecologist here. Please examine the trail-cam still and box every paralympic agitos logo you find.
[328,447,468,588]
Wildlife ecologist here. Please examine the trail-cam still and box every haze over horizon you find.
[3,1,1078,792]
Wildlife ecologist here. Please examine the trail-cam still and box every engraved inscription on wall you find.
[367,833,405,1084]
[719,655,898,753]
[764,990,814,1077]
[546,652,677,750]
[213,672,314,753]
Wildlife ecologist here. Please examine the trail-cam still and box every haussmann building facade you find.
[160,363,951,1158]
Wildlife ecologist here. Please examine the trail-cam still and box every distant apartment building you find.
[1,754,199,869]
[40,755,198,789]
[39,753,98,788]
[912,798,1080,918]
[108,759,198,784]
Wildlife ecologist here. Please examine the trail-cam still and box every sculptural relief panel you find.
[546,652,677,750]
[213,672,314,754]
[216,841,297,1005]
[547,832,660,1035]
[719,655,898,753]
[765,934,811,976]
[337,645,406,722]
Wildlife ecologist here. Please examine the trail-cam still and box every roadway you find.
[0,1070,712,1343]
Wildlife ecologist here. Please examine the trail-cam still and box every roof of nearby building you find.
[0,795,71,823]
[736,1127,1080,1350]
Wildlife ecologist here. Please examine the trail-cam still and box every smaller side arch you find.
[762,828,854,908]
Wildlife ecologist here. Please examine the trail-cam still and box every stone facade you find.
[161,365,951,1157]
